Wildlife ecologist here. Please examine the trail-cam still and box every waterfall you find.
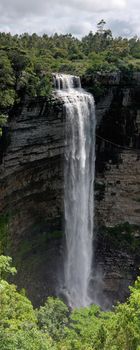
[54,73,96,308]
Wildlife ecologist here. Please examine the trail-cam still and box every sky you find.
[0,0,139,38]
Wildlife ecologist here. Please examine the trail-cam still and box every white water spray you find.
[54,73,96,308]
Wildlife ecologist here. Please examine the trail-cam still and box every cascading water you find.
[54,73,96,308]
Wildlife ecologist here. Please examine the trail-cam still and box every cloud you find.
[0,0,139,37]
[109,20,134,37]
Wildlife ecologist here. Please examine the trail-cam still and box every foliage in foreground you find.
[0,255,140,350]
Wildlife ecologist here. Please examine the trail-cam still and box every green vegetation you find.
[0,21,140,349]
[101,222,140,253]
[37,297,69,341]
[0,255,54,350]
[0,254,140,350]
[0,214,9,254]
[14,230,63,262]
[0,20,140,135]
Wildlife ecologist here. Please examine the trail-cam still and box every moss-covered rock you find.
[0,214,9,254]
[100,222,140,254]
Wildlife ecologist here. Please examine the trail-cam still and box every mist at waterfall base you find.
[54,74,96,308]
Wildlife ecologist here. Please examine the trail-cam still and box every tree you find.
[97,19,106,34]
[0,255,55,350]
[0,255,16,280]
[37,297,69,341]
[57,277,140,350]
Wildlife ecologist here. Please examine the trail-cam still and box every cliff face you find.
[0,97,65,304]
[94,76,140,307]
[0,74,140,307]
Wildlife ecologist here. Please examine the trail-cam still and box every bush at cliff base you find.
[0,255,140,350]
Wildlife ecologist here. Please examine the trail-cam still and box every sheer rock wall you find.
[0,73,140,306]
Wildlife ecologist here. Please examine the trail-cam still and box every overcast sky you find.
[0,0,139,38]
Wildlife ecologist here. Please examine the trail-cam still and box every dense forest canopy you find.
[0,21,140,124]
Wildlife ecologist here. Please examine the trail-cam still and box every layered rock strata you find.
[0,75,140,306]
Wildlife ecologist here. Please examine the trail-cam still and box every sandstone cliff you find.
[0,73,140,307]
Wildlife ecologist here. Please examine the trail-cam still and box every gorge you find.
[0,71,140,308]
